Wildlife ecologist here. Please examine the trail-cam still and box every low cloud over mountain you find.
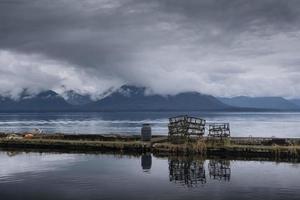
[1,0,300,98]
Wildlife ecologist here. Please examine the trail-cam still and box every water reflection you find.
[141,154,152,172]
[5,151,23,157]
[168,157,206,187]
[168,157,232,187]
[0,151,78,183]
[208,160,231,181]
[1,151,300,200]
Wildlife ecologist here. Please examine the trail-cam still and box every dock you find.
[0,133,300,161]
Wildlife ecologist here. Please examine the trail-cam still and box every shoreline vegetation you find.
[1,133,300,161]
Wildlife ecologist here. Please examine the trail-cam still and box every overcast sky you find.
[1,0,300,98]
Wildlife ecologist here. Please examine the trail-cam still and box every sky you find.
[1,0,300,99]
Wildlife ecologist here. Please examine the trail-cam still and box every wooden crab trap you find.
[207,123,230,138]
[168,115,206,143]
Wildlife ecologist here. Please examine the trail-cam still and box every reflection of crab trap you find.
[168,115,206,142]
[208,123,230,138]
[169,158,206,187]
[208,160,231,181]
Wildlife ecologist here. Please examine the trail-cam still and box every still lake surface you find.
[0,112,300,137]
[0,151,299,200]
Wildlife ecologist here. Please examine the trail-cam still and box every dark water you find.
[1,112,300,137]
[0,151,299,200]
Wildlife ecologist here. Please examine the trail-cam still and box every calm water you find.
[1,112,300,137]
[0,151,299,200]
[0,112,300,137]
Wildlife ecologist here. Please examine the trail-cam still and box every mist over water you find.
[0,112,300,137]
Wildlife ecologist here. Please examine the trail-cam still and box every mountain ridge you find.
[290,99,300,107]
[0,86,299,112]
[218,96,300,110]
[62,90,93,106]
[86,85,230,111]
[0,90,73,112]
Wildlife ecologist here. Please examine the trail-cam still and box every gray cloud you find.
[1,0,300,97]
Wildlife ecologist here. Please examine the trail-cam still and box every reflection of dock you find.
[169,157,206,187]
[208,160,231,181]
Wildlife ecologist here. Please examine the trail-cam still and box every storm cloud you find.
[1,0,300,98]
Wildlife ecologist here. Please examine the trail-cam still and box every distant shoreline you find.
[0,108,300,113]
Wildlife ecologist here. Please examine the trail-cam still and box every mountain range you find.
[62,90,93,106]
[0,90,72,112]
[290,99,300,107]
[219,96,299,110]
[87,85,230,111]
[0,85,299,112]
